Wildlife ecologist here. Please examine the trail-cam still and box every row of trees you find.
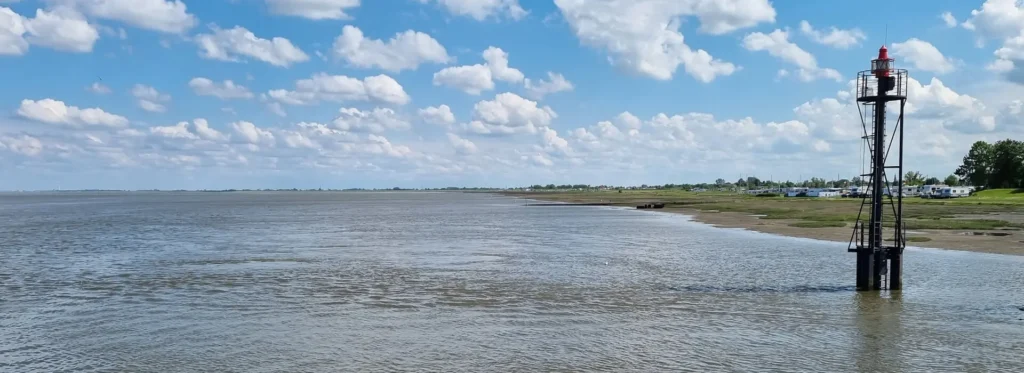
[529,184,597,190]
[727,177,850,189]
[954,140,1024,189]
[522,139,1022,191]
[902,171,959,187]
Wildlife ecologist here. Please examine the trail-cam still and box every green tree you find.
[924,177,941,185]
[944,174,959,186]
[904,171,924,186]
[715,178,726,186]
[988,139,1024,188]
[955,141,994,187]
[851,176,863,186]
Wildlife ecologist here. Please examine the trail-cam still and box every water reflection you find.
[854,291,904,373]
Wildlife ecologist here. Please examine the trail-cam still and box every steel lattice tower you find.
[848,46,909,291]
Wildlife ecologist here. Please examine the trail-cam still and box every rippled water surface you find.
[2,192,1023,372]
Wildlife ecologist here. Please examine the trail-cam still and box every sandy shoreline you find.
[511,195,1024,257]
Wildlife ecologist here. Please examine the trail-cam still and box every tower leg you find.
[856,250,879,290]
[873,253,885,290]
[889,251,903,290]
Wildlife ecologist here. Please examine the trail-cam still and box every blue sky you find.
[1,0,1023,190]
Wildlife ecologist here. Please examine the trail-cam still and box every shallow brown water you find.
[1,192,1022,372]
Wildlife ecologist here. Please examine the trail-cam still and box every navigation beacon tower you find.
[848,46,909,291]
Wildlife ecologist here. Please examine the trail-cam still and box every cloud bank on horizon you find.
[1,0,1023,190]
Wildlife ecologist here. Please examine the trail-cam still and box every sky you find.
[1,0,1023,190]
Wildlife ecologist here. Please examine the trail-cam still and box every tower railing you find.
[856,69,909,100]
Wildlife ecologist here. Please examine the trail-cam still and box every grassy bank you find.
[506,189,1024,230]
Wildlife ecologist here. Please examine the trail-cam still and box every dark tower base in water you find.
[848,46,908,291]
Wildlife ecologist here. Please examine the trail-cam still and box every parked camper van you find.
[883,185,919,197]
[785,187,809,197]
[807,188,842,197]
[919,185,946,198]
[938,186,972,198]
[846,186,867,198]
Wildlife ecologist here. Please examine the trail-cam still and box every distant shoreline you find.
[502,190,1024,257]
[0,189,493,193]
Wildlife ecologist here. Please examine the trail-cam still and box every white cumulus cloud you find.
[332,25,450,72]
[554,0,772,81]
[0,134,43,156]
[192,118,228,142]
[419,105,456,125]
[420,0,526,21]
[331,107,410,133]
[196,25,309,67]
[231,121,275,146]
[961,0,1024,39]
[137,100,166,113]
[189,77,254,100]
[131,84,170,113]
[1,6,100,55]
[23,7,99,53]
[57,0,197,34]
[150,121,197,140]
[524,72,573,99]
[433,64,494,95]
[742,29,841,82]
[447,133,477,154]
[267,73,410,106]
[891,38,956,74]
[433,46,523,94]
[798,20,865,49]
[482,46,523,83]
[363,74,411,105]
[265,0,359,20]
[0,7,29,56]
[87,82,111,94]
[940,12,957,28]
[17,98,128,127]
[466,92,556,135]
[962,1,1024,83]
